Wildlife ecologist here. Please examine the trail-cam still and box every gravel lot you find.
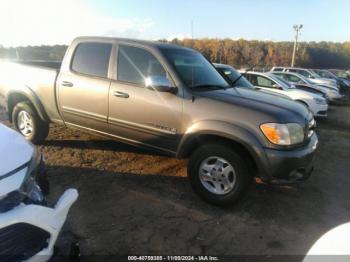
[1,93,350,261]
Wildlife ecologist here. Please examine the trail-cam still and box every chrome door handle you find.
[61,81,74,87]
[113,91,129,98]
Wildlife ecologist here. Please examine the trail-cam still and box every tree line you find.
[1,39,350,69]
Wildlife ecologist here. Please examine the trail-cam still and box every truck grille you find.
[0,223,50,262]
[307,118,316,138]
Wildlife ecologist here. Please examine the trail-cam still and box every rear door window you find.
[72,42,112,78]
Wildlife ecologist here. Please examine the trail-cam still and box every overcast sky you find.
[1,0,349,47]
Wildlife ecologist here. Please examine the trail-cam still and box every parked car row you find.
[271,66,350,91]
[271,71,342,102]
[328,69,350,84]
[312,69,350,89]
[215,63,347,118]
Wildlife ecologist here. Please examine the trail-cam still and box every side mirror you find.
[145,76,174,92]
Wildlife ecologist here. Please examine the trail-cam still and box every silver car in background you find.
[241,71,329,117]
[271,66,339,88]
[272,71,343,102]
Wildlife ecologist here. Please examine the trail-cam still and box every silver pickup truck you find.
[0,37,318,205]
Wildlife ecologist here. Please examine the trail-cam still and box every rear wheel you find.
[12,102,49,144]
[187,143,252,205]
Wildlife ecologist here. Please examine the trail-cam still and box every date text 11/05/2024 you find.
[128,255,220,261]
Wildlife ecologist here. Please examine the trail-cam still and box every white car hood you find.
[316,83,339,91]
[297,89,323,99]
[0,124,34,175]
[273,88,322,100]
[310,78,337,87]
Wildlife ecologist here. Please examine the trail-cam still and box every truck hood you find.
[193,87,311,120]
[0,124,34,176]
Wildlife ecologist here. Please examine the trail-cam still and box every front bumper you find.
[0,189,78,262]
[261,134,318,185]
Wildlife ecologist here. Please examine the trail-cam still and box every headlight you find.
[314,97,327,105]
[260,123,305,145]
[20,148,44,203]
[27,147,42,175]
[21,178,44,204]
[0,149,45,212]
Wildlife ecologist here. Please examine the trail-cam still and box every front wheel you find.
[188,143,252,205]
[12,102,49,144]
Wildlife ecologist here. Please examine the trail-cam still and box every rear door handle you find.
[61,81,74,87]
[113,91,129,98]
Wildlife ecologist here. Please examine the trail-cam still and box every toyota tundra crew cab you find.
[0,37,318,205]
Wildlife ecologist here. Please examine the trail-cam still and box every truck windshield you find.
[161,48,229,90]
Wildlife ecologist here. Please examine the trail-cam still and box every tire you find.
[12,102,49,144]
[188,143,252,206]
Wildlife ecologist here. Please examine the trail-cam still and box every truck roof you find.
[73,36,194,52]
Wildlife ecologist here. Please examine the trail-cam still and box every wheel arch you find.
[177,121,269,178]
[7,89,49,123]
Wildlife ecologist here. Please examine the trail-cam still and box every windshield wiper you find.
[192,84,229,90]
[231,65,256,86]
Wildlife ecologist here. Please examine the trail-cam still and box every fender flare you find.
[177,120,270,179]
[7,88,49,123]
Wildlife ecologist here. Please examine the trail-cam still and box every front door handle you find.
[61,81,74,87]
[113,91,129,98]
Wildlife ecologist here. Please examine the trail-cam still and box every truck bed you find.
[0,60,61,122]
[15,60,62,70]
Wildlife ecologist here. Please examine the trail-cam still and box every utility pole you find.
[15,48,20,60]
[191,20,194,47]
[291,24,303,67]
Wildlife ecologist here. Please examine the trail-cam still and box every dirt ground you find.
[1,93,350,261]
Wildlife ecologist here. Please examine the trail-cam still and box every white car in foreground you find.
[242,71,329,117]
[304,222,350,262]
[0,123,78,262]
